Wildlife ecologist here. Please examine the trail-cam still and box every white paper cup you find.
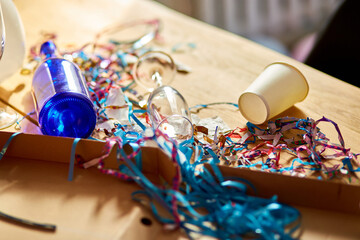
[238,62,309,124]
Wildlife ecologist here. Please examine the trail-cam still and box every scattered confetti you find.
[13,18,360,239]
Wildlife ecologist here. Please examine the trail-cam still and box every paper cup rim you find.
[238,92,270,125]
[266,62,309,102]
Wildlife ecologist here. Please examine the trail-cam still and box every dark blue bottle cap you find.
[40,41,57,59]
[39,92,97,138]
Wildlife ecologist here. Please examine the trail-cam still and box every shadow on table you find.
[0,84,25,108]
[271,105,308,120]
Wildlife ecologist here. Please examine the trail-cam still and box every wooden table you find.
[0,0,359,239]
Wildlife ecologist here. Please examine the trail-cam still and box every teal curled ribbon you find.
[95,129,302,239]
[0,132,21,161]
[68,138,81,181]
[175,142,301,239]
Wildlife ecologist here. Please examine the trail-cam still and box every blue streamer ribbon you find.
[0,132,21,161]
[68,138,81,181]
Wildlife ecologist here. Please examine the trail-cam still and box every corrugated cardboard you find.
[0,131,176,185]
[0,131,360,240]
[208,164,360,215]
[0,131,181,240]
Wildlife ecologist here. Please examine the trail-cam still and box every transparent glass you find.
[0,1,25,129]
[94,19,160,51]
[147,86,193,142]
[133,51,176,92]
[0,108,17,129]
[0,0,25,81]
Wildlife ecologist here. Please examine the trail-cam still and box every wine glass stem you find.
[152,71,163,87]
[0,3,5,60]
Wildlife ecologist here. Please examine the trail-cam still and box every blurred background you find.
[154,0,360,87]
[155,0,342,61]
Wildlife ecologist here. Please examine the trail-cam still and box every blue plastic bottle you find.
[32,41,97,138]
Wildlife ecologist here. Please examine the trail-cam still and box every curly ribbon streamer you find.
[0,132,21,160]
[67,138,81,181]
[81,128,302,239]
[0,210,56,232]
